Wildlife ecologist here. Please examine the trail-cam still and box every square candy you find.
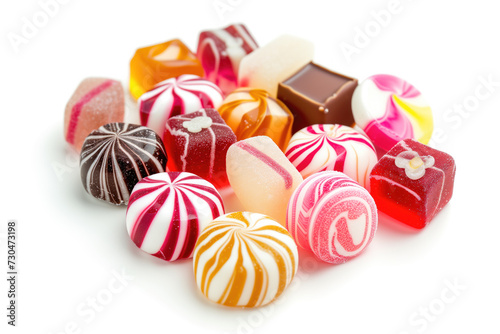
[369,139,456,229]
[278,62,357,134]
[164,108,236,188]
[129,39,204,99]
[197,24,258,95]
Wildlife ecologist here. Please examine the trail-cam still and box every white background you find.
[2,0,500,333]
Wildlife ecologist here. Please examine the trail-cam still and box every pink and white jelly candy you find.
[226,136,303,226]
[137,74,224,137]
[287,171,378,264]
[126,172,224,261]
[197,24,258,95]
[285,124,377,189]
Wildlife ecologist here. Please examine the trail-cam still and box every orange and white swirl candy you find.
[193,211,298,308]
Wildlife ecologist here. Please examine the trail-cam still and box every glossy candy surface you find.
[164,108,237,188]
[285,124,377,189]
[369,139,456,229]
[218,88,293,150]
[287,171,378,264]
[80,123,168,205]
[193,211,298,307]
[352,74,433,156]
[226,136,303,226]
[126,172,224,261]
[197,23,258,95]
[238,35,313,97]
[138,74,224,138]
[130,39,204,99]
[278,63,357,133]
[64,78,124,152]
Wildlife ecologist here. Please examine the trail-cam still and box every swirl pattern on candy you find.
[126,172,224,261]
[352,74,433,155]
[193,211,298,307]
[287,171,378,264]
[218,88,293,150]
[130,39,204,99]
[138,74,224,137]
[369,139,456,229]
[197,24,258,95]
[164,108,237,188]
[285,124,377,189]
[64,78,124,152]
[226,136,303,226]
[80,123,168,205]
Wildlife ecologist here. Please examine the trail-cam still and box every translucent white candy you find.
[238,35,314,97]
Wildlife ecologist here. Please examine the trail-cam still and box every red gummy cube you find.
[164,108,237,188]
[369,139,456,229]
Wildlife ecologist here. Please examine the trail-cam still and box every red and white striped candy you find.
[126,172,224,261]
[138,74,224,137]
[287,171,377,264]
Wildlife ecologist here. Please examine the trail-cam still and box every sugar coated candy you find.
[130,39,204,99]
[369,139,456,229]
[278,63,358,133]
[285,124,377,189]
[138,74,224,137]
[126,172,224,261]
[164,108,237,188]
[226,136,303,226]
[64,78,124,152]
[352,74,433,156]
[238,35,314,97]
[287,171,378,264]
[80,123,168,205]
[197,23,258,95]
[218,88,293,150]
[193,211,298,307]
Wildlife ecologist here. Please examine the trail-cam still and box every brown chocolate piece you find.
[277,62,357,134]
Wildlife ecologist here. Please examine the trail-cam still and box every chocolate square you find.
[277,62,357,133]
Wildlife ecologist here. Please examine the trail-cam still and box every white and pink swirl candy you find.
[138,74,224,137]
[287,171,377,264]
[126,172,224,261]
[197,24,258,95]
[285,124,377,189]
[352,74,433,155]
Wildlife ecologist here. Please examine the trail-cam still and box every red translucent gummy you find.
[369,139,456,229]
[164,108,237,188]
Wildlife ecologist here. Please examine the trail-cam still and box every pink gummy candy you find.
[64,78,124,152]
[287,171,378,264]
[164,108,237,188]
[369,139,456,229]
[197,24,258,95]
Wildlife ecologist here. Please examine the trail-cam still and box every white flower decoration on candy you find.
[182,116,213,133]
[395,151,435,180]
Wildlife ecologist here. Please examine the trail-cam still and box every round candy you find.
[80,123,168,205]
[285,124,377,189]
[126,172,224,261]
[138,74,224,137]
[287,171,377,264]
[193,212,298,307]
[218,88,293,150]
[351,74,433,154]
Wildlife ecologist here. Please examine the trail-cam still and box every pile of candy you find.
[64,23,456,308]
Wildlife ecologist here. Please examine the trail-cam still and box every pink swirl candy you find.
[287,171,377,264]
